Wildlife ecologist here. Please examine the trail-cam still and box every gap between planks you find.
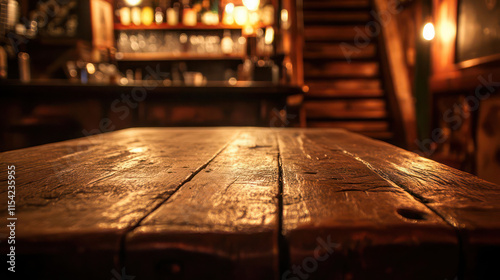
[276,132,290,280]
[116,131,243,270]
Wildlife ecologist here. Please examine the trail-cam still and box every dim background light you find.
[225,3,234,14]
[234,6,249,26]
[125,0,142,6]
[243,0,260,11]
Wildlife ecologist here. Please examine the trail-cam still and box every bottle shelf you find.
[114,23,247,31]
[116,52,245,61]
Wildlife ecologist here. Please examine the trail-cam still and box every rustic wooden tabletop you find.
[1,128,499,280]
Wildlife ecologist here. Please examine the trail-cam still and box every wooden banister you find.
[374,0,417,150]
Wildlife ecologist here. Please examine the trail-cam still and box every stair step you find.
[306,88,384,99]
[358,131,395,140]
[304,61,379,79]
[305,99,387,119]
[303,0,371,10]
[306,79,382,90]
[304,25,373,42]
[307,121,394,140]
[304,43,376,60]
[304,11,372,24]
[307,121,390,132]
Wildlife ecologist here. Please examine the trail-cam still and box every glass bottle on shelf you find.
[131,6,141,26]
[155,0,166,24]
[167,0,179,25]
[142,5,154,26]
[221,30,233,55]
[200,0,216,25]
[119,6,132,25]
[182,0,196,26]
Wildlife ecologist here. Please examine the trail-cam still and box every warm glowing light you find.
[131,7,141,26]
[243,0,260,12]
[119,77,129,85]
[129,147,146,153]
[238,36,246,45]
[281,9,288,23]
[166,7,179,25]
[234,6,249,26]
[249,12,259,25]
[243,25,254,35]
[141,6,154,26]
[125,0,142,6]
[261,5,274,26]
[423,22,435,41]
[264,26,274,44]
[222,14,235,25]
[281,9,290,30]
[86,63,96,75]
[183,8,197,26]
[439,20,455,43]
[119,7,131,25]
[155,9,164,24]
[225,3,234,14]
[228,77,237,85]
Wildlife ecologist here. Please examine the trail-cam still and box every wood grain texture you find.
[125,130,280,280]
[305,43,376,60]
[278,130,458,280]
[305,100,387,119]
[0,127,499,280]
[374,0,417,149]
[0,128,240,279]
[305,129,500,279]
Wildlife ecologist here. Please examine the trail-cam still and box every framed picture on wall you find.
[456,0,500,67]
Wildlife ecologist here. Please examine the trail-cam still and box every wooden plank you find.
[304,26,368,41]
[303,0,371,10]
[306,79,382,91]
[0,128,240,279]
[124,130,280,280]
[304,11,371,24]
[306,88,384,99]
[306,129,500,279]
[305,99,387,119]
[278,130,458,279]
[304,61,379,79]
[306,120,390,132]
[304,43,376,60]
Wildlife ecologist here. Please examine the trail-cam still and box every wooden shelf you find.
[116,52,245,61]
[114,23,244,31]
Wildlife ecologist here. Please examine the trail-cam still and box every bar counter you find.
[0,80,303,151]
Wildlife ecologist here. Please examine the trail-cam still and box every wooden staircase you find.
[302,0,395,142]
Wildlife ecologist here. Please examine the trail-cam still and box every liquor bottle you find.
[18,52,30,82]
[211,0,220,24]
[6,0,18,30]
[131,6,141,26]
[155,0,165,24]
[167,0,179,25]
[182,0,196,26]
[200,0,215,25]
[220,30,233,55]
[142,5,154,26]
